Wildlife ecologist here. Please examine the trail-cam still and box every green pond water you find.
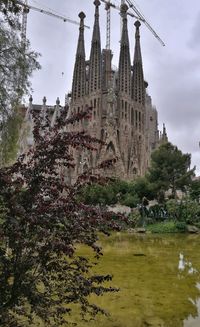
[75,232,200,327]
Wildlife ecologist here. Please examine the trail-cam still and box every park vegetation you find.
[0,106,125,326]
[79,142,200,231]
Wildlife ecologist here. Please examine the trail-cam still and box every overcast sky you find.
[26,0,200,175]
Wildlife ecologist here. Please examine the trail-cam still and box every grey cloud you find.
[188,11,200,49]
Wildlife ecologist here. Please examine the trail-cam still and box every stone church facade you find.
[20,0,168,183]
[68,0,163,182]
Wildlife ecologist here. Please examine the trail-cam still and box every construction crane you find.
[101,0,142,49]
[21,0,28,45]
[125,0,165,46]
[16,0,90,45]
[105,0,111,49]
[100,0,165,48]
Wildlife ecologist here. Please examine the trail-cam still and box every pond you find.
[76,232,200,327]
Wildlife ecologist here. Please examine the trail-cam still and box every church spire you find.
[71,12,86,102]
[162,123,168,143]
[88,0,102,94]
[118,4,131,95]
[132,21,145,105]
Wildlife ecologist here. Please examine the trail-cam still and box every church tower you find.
[71,12,86,103]
[69,2,160,182]
[132,21,145,105]
[118,4,131,96]
[130,20,147,175]
[117,4,132,174]
[88,0,102,95]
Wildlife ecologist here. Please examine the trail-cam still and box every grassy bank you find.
[146,221,187,233]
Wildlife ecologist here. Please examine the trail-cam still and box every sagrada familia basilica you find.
[21,0,168,183]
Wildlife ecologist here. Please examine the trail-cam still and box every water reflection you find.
[76,234,200,326]
[178,253,198,275]
[92,233,200,327]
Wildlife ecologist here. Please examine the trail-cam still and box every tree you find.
[0,0,22,27]
[78,183,117,205]
[0,8,40,166]
[147,142,195,198]
[189,179,200,202]
[0,20,40,116]
[0,108,23,167]
[130,177,156,201]
[0,106,123,326]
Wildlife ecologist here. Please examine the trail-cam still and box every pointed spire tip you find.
[56,97,60,105]
[94,0,100,7]
[120,3,128,13]
[135,20,141,28]
[79,12,86,20]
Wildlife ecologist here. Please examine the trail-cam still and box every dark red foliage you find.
[0,105,124,326]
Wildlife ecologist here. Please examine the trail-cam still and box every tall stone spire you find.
[161,123,168,143]
[71,12,86,102]
[118,4,131,95]
[132,21,145,105]
[88,0,102,94]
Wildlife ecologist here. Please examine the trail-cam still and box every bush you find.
[165,199,179,219]
[120,193,140,208]
[127,209,141,227]
[147,221,178,233]
[78,183,117,205]
[131,177,156,201]
[165,198,200,225]
[148,204,168,221]
[175,221,187,232]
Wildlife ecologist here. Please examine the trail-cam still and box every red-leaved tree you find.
[0,106,123,326]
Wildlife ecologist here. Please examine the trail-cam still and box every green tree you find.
[0,0,22,27]
[120,193,139,208]
[79,183,117,205]
[0,7,40,166]
[131,177,156,201]
[147,142,194,198]
[189,179,200,202]
[0,20,40,117]
[0,109,23,166]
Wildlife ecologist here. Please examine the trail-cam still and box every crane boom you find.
[125,0,165,46]
[105,0,111,49]
[16,0,90,29]
[100,0,142,20]
[101,0,143,48]
[21,0,28,46]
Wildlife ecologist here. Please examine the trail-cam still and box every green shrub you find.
[78,183,117,205]
[165,198,200,225]
[127,209,141,227]
[165,199,179,219]
[175,221,187,232]
[120,193,140,208]
[148,204,168,221]
[147,221,177,233]
[131,177,156,201]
